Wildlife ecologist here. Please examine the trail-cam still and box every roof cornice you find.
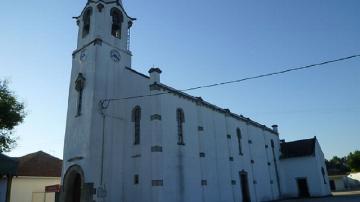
[149,82,278,136]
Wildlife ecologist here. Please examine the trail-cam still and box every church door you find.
[72,174,82,202]
[240,171,251,202]
[62,165,84,202]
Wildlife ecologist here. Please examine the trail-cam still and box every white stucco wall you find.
[10,176,60,202]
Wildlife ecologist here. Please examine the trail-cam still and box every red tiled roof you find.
[16,151,62,177]
[280,137,316,159]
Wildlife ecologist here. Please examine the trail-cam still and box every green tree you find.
[325,156,351,176]
[0,80,26,153]
[348,151,360,172]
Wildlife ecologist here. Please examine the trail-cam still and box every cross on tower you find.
[75,73,86,116]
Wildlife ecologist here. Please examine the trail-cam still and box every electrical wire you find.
[102,54,360,103]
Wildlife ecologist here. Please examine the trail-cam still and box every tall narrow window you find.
[82,8,92,37]
[134,175,139,185]
[132,106,141,145]
[271,140,275,148]
[321,167,327,184]
[236,128,243,155]
[75,73,86,116]
[111,8,124,39]
[176,108,185,145]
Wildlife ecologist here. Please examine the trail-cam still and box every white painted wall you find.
[9,176,60,202]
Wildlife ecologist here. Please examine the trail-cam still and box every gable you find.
[16,151,62,177]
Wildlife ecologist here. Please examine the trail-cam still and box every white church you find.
[61,1,331,201]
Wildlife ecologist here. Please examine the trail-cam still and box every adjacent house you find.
[329,172,360,191]
[9,151,62,202]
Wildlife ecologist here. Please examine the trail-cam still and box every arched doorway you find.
[62,165,84,202]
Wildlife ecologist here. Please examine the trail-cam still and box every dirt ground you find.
[277,191,360,202]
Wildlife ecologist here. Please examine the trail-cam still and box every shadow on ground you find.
[274,190,360,202]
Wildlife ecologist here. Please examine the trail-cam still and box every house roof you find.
[16,151,62,177]
[0,153,18,176]
[280,137,316,159]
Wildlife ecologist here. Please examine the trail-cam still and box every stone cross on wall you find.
[75,73,86,116]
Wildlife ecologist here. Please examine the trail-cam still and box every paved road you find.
[277,191,360,202]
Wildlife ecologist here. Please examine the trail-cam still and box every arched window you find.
[236,128,243,155]
[111,8,124,39]
[82,8,92,37]
[132,106,141,145]
[176,108,185,145]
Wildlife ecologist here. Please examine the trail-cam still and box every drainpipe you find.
[272,125,282,198]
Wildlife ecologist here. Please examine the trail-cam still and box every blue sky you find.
[1,0,359,159]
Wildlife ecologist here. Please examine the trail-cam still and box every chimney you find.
[272,125,279,133]
[148,67,162,84]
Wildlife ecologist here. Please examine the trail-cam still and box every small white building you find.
[329,175,348,191]
[279,137,331,198]
[329,172,360,191]
[61,1,331,201]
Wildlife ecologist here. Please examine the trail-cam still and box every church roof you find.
[153,83,278,135]
[124,67,278,135]
[280,137,316,159]
[15,151,62,177]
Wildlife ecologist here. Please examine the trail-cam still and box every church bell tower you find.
[61,0,135,201]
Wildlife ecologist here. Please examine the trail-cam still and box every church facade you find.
[61,1,331,202]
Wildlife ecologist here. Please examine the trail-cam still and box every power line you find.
[102,54,360,103]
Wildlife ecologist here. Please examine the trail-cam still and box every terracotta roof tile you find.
[16,151,62,177]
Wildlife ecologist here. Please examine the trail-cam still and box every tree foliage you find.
[326,151,360,174]
[0,80,26,153]
[326,156,351,175]
[348,151,360,172]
